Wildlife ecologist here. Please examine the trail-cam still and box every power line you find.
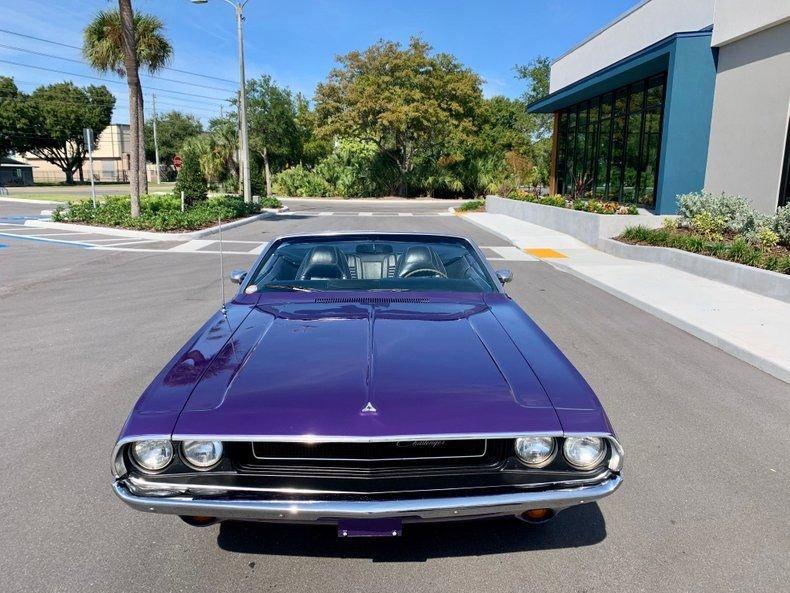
[0,42,235,93]
[0,28,237,85]
[0,59,233,103]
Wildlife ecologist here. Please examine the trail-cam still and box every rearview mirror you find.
[496,269,513,284]
[229,269,247,284]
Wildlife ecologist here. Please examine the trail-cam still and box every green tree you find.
[144,110,202,166]
[315,37,483,196]
[173,143,207,205]
[83,4,173,214]
[246,75,303,197]
[25,82,114,184]
[515,56,552,139]
[0,77,45,156]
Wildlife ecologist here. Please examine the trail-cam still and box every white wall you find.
[711,0,790,47]
[704,21,790,213]
[550,0,714,93]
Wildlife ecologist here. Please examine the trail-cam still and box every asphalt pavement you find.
[0,198,787,593]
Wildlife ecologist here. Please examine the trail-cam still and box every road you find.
[1,199,787,593]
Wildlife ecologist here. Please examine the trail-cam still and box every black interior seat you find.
[347,244,398,280]
[396,246,447,278]
[295,246,351,280]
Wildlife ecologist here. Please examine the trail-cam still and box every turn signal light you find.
[522,508,553,521]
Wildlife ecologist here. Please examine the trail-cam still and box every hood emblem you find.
[361,402,377,413]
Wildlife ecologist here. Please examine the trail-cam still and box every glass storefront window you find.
[554,73,666,208]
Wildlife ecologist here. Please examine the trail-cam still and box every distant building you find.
[0,157,34,186]
[528,0,790,214]
[20,123,155,184]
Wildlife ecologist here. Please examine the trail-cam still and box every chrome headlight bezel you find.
[562,436,607,470]
[181,440,224,471]
[130,439,174,473]
[514,436,557,468]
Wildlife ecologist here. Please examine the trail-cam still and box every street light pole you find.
[191,0,252,203]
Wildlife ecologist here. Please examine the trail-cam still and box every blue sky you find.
[0,0,638,124]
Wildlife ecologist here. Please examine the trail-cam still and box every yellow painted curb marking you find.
[524,248,567,259]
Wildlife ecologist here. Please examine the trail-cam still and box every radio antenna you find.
[218,215,227,317]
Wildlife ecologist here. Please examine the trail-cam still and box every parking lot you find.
[1,198,788,593]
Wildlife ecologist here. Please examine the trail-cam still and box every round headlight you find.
[131,439,173,472]
[563,436,607,470]
[514,436,556,468]
[181,440,223,470]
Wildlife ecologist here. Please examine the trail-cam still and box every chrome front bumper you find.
[113,474,622,523]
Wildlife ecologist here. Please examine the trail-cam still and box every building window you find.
[555,73,666,208]
[780,116,790,208]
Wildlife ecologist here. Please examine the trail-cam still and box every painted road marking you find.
[358,212,374,217]
[318,212,333,216]
[101,239,155,248]
[0,232,94,248]
[248,242,269,255]
[398,213,414,216]
[489,246,539,261]
[524,248,567,259]
[168,239,216,252]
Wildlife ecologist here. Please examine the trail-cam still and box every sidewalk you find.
[463,212,790,384]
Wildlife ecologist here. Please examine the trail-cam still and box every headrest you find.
[295,246,350,280]
[396,246,446,278]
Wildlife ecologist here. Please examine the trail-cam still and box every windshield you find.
[247,236,497,293]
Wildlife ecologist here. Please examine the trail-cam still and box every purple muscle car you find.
[112,232,623,536]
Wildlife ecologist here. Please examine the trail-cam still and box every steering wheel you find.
[402,268,448,279]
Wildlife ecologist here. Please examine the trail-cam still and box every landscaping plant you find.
[618,192,790,274]
[52,194,273,232]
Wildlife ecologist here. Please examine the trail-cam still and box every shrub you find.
[773,205,790,246]
[747,226,779,251]
[273,164,332,197]
[662,217,679,230]
[677,191,758,233]
[456,199,485,212]
[174,150,208,205]
[53,194,260,231]
[690,211,727,239]
[619,225,790,274]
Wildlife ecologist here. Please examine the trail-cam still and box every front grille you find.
[251,439,486,462]
[230,439,509,478]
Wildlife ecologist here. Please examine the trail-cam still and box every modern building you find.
[528,0,790,214]
[0,157,34,186]
[21,123,142,184]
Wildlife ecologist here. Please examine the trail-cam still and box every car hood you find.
[173,298,562,439]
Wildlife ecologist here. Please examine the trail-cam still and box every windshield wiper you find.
[263,283,321,292]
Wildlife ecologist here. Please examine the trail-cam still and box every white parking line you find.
[247,242,269,255]
[488,246,539,261]
[318,212,333,216]
[168,239,216,252]
[358,212,374,216]
[398,213,414,216]
[101,239,154,248]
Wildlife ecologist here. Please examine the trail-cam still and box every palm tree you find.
[83,3,172,216]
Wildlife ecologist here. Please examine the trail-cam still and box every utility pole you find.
[151,93,161,184]
[234,2,252,203]
[191,0,252,203]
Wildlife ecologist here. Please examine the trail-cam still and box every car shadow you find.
[216,503,606,561]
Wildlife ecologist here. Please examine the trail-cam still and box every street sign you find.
[173,155,183,170]
[83,128,96,208]
[83,128,94,151]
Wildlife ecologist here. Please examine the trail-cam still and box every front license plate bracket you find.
[337,518,402,537]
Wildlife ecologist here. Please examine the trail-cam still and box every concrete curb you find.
[0,197,64,205]
[485,195,673,246]
[23,210,280,241]
[554,263,790,384]
[599,238,790,303]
